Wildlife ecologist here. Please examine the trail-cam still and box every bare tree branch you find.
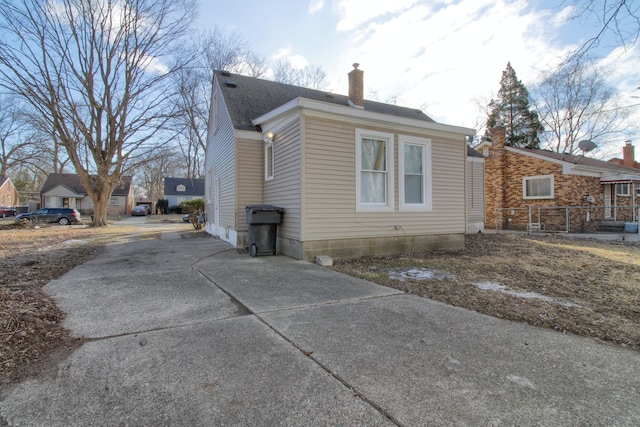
[563,0,640,62]
[531,60,637,155]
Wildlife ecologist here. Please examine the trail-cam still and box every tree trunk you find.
[90,190,112,227]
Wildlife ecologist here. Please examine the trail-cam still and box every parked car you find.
[0,207,17,217]
[131,205,148,216]
[15,208,81,225]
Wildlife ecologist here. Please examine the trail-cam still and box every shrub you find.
[179,199,205,230]
[156,199,169,214]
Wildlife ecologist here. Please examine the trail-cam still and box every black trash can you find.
[245,205,284,257]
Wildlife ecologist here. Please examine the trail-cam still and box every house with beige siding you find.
[480,126,640,232]
[466,146,485,233]
[205,65,476,261]
[40,173,134,216]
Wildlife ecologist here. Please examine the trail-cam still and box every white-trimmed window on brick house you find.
[523,175,554,199]
[399,135,432,211]
[356,129,394,211]
[265,140,274,181]
[616,182,630,196]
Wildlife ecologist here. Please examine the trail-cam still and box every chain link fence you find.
[493,205,639,234]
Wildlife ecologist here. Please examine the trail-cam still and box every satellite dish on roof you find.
[578,140,597,153]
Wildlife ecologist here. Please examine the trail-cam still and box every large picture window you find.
[399,135,432,210]
[356,129,394,211]
[523,175,553,199]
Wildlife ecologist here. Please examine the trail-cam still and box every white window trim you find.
[265,140,274,181]
[523,174,554,199]
[356,128,394,212]
[616,182,630,196]
[399,135,432,211]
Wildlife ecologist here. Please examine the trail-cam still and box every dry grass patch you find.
[332,233,640,350]
[0,224,136,384]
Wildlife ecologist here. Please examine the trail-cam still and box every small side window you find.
[616,183,630,196]
[265,141,274,181]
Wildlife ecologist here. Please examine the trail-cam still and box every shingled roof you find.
[163,177,205,196]
[214,71,436,132]
[40,173,132,195]
[510,147,640,176]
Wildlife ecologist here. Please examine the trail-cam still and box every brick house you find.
[0,176,19,208]
[479,126,640,232]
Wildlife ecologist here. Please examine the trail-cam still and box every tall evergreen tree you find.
[484,62,543,148]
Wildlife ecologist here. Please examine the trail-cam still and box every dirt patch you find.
[0,225,108,385]
[333,233,640,350]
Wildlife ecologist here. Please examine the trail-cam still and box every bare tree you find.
[171,66,207,178]
[563,0,640,61]
[169,28,269,179]
[137,150,182,202]
[272,60,328,90]
[0,96,32,176]
[530,60,636,155]
[241,52,268,78]
[0,0,195,226]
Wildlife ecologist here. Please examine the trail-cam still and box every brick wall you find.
[0,179,19,207]
[484,126,603,231]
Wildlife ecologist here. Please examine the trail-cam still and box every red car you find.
[0,207,17,218]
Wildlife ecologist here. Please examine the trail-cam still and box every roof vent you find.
[224,79,237,88]
[220,70,231,77]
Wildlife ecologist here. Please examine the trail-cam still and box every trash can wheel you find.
[249,244,257,257]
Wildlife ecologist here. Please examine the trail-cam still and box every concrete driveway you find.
[1,226,639,426]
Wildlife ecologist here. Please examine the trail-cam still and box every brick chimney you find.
[484,126,508,229]
[622,141,635,168]
[348,63,364,108]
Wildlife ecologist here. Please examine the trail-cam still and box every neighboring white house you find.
[204,65,477,261]
[163,177,205,208]
[40,173,134,215]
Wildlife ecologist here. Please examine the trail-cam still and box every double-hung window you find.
[616,183,630,196]
[399,135,432,210]
[356,129,394,211]
[523,175,553,199]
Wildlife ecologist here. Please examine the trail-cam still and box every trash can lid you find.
[245,204,284,212]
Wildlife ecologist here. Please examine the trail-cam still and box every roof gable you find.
[214,71,436,132]
[163,178,205,196]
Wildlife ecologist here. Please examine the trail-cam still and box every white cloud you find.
[333,0,421,32]
[329,0,573,132]
[271,45,310,69]
[308,0,325,15]
[288,54,310,70]
[272,47,292,60]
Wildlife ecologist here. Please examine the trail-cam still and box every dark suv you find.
[15,208,81,225]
